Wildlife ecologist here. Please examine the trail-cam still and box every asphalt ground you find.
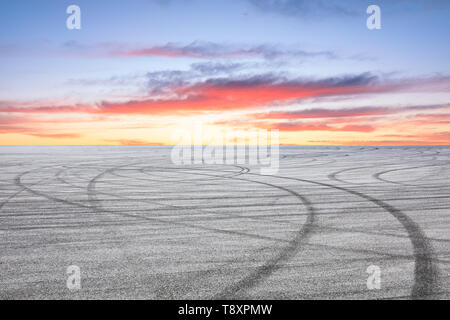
[0,146,448,299]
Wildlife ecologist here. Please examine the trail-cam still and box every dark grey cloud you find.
[145,61,249,93]
[200,72,379,88]
[314,72,378,86]
[143,70,381,96]
[190,62,245,74]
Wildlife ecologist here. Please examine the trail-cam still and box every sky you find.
[0,0,449,145]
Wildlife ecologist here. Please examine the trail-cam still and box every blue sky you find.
[0,0,449,145]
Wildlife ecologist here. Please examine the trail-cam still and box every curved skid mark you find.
[0,189,27,212]
[55,165,297,227]
[138,165,249,183]
[285,159,337,168]
[15,164,290,243]
[328,165,377,185]
[247,172,439,299]
[138,166,317,298]
[86,164,309,246]
[15,170,94,210]
[3,165,68,212]
[373,162,450,188]
[9,152,443,300]
[101,165,248,184]
[166,164,440,298]
[319,225,450,245]
[89,165,316,298]
[216,188,315,298]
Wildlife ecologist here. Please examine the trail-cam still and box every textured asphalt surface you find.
[0,146,449,299]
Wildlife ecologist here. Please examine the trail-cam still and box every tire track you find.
[245,172,439,299]
[15,165,286,243]
[2,165,65,212]
[328,165,379,185]
[373,162,450,188]
[85,164,314,247]
[90,165,317,299]
[137,166,317,298]
[145,165,439,298]
[55,165,297,227]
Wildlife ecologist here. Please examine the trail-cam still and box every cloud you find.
[310,130,450,145]
[190,62,245,74]
[0,115,34,125]
[95,72,383,115]
[27,133,81,139]
[248,0,450,18]
[0,125,29,135]
[250,104,450,120]
[104,139,164,146]
[382,131,450,141]
[309,138,450,145]
[0,102,91,114]
[0,73,382,115]
[1,40,346,62]
[248,0,359,17]
[118,41,337,60]
[0,124,81,139]
[0,113,85,139]
[260,121,375,132]
[1,74,448,120]
[412,113,450,122]
[144,61,248,94]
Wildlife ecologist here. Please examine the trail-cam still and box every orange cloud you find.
[27,133,81,139]
[0,77,387,116]
[0,120,82,139]
[250,105,450,120]
[1,74,448,145]
[242,121,375,133]
[105,139,164,146]
[251,107,391,120]
[412,113,450,122]
[3,74,447,117]
[310,139,450,145]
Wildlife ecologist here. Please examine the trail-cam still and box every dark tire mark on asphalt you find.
[373,162,450,188]
[15,165,289,243]
[86,164,311,246]
[217,179,316,299]
[140,166,317,299]
[56,165,297,227]
[328,165,378,185]
[7,148,446,299]
[0,188,28,212]
[138,165,249,183]
[5,165,67,212]
[245,172,439,299]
